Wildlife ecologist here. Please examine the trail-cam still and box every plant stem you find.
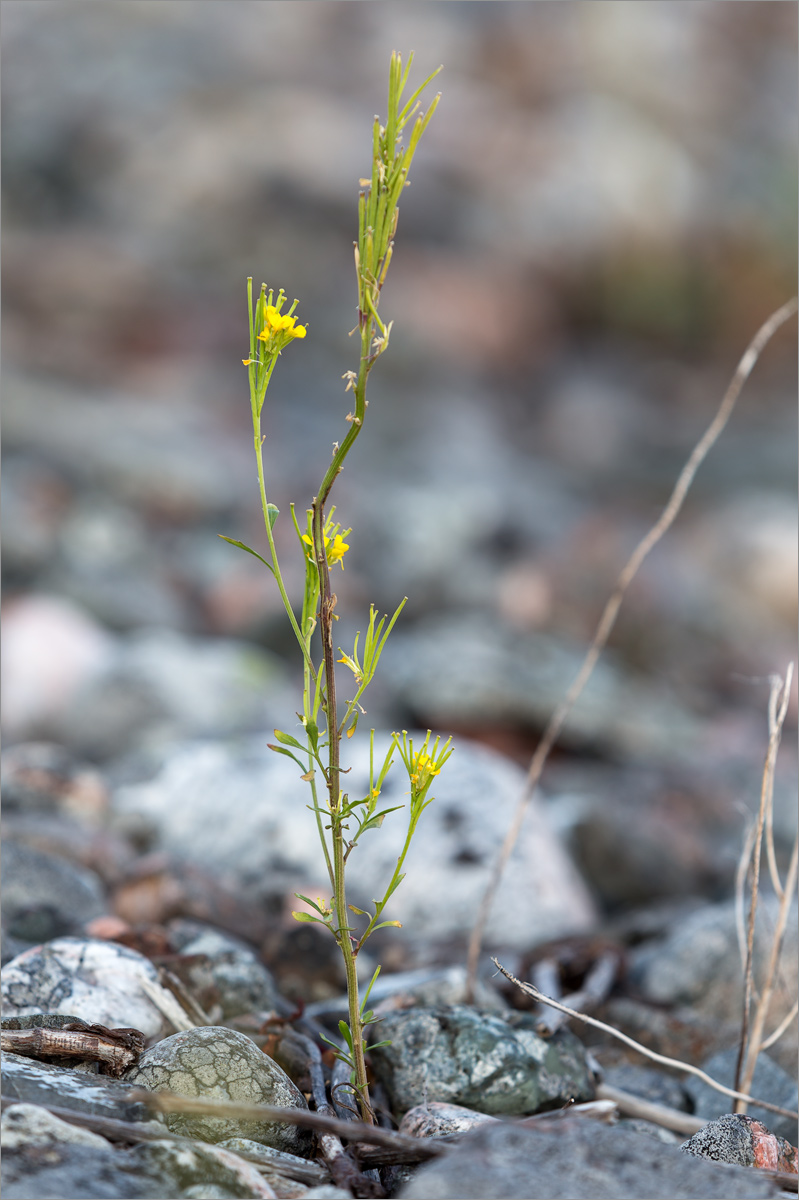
[311,320,374,1122]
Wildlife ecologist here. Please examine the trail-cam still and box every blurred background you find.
[2,2,797,921]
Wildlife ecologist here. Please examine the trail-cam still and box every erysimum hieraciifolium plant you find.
[221,52,451,1124]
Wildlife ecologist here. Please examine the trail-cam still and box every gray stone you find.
[129,1139,280,1199]
[2,1139,174,1200]
[681,1114,756,1167]
[399,1101,497,1138]
[1,841,107,944]
[2,1052,152,1123]
[1,937,170,1038]
[629,898,799,1037]
[601,1064,690,1113]
[167,920,280,1018]
[216,1138,329,1184]
[369,1004,594,1117]
[53,628,293,762]
[682,1049,799,1145]
[1,1103,110,1151]
[124,1026,314,1156]
[114,735,596,954]
[397,1119,780,1198]
[382,614,700,762]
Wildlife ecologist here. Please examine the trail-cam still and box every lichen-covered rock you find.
[1,937,169,1037]
[124,1027,314,1156]
[129,1139,279,1199]
[681,1113,798,1173]
[2,1052,151,1122]
[682,1050,799,1144]
[369,1005,594,1117]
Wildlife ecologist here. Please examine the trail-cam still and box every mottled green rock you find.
[369,1005,594,1116]
[124,1027,313,1156]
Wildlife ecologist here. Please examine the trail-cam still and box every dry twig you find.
[466,298,798,993]
[492,958,799,1122]
[735,665,796,1107]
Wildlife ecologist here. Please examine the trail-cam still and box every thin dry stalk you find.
[734,664,794,1106]
[466,298,798,994]
[760,999,799,1052]
[738,831,799,1109]
[595,1083,704,1136]
[491,958,799,1122]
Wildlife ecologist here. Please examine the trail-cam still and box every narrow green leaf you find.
[273,729,305,750]
[266,503,279,530]
[371,920,403,932]
[291,911,327,925]
[218,535,274,574]
[267,744,307,771]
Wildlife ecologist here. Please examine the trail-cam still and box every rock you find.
[2,1139,172,1200]
[382,614,700,762]
[124,1027,314,1156]
[368,1004,594,1117]
[544,762,747,907]
[628,898,799,1035]
[129,1139,280,1199]
[216,1138,329,1185]
[399,1101,497,1138]
[682,1050,799,1145]
[1,841,107,945]
[1,742,109,821]
[1,937,172,1038]
[601,1064,690,1113]
[114,735,596,955]
[1,1102,110,1150]
[166,920,280,1019]
[51,627,293,762]
[1,1052,152,1123]
[681,1113,798,1173]
[397,1119,781,1198]
[0,594,114,742]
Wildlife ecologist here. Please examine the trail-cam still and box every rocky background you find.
[1,4,798,1197]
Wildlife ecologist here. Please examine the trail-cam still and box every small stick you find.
[466,298,798,995]
[595,1083,704,1136]
[492,959,799,1122]
[0,1025,143,1077]
[127,1088,447,1160]
[760,999,799,1052]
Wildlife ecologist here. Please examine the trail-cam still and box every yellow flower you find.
[259,305,307,342]
[301,532,350,569]
[327,534,349,566]
[410,752,441,787]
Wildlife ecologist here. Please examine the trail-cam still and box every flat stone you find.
[2,1052,152,1122]
[129,1139,279,1198]
[369,1004,594,1117]
[1,937,170,1038]
[124,1027,314,1156]
[397,1119,781,1198]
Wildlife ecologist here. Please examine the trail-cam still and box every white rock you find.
[1,937,174,1038]
[115,735,597,952]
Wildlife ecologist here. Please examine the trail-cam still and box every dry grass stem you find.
[466,298,798,993]
[491,958,799,1122]
[595,1082,704,1136]
[734,664,795,1106]
[760,998,799,1052]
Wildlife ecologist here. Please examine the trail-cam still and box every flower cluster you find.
[243,303,306,366]
[409,751,442,788]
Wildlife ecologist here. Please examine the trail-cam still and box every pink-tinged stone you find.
[748,1118,798,1174]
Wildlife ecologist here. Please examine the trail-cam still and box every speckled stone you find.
[369,1004,594,1117]
[1,937,169,1037]
[124,1027,314,1156]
